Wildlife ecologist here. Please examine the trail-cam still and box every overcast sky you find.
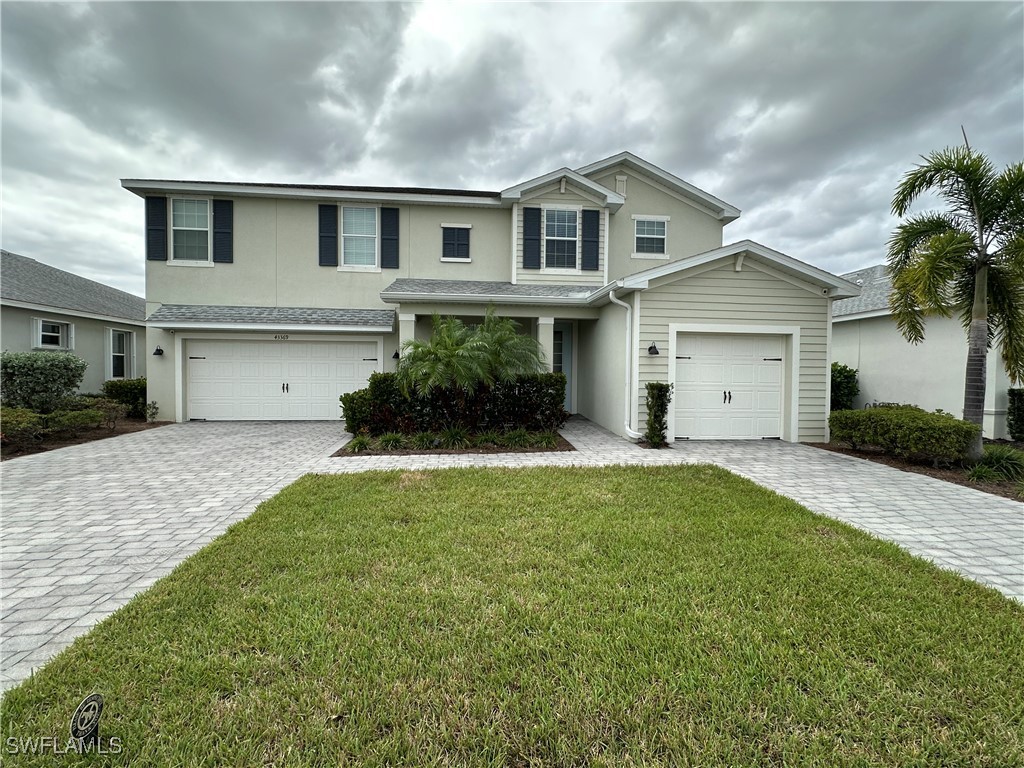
[2,1,1021,296]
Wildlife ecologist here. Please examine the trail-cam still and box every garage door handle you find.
[728,391,732,404]
[282,383,285,393]
[285,383,289,393]
[723,390,727,404]
[763,357,782,361]
[362,358,378,362]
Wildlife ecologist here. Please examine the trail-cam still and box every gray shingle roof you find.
[147,304,395,328]
[1,250,146,321]
[382,279,594,300]
[833,265,891,317]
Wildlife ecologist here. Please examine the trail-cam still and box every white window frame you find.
[631,214,671,260]
[32,317,74,350]
[541,205,582,273]
[168,197,214,267]
[339,205,381,272]
[440,222,472,263]
[105,327,136,380]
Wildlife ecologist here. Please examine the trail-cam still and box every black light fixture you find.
[392,350,400,359]
[647,343,660,356]
[153,346,164,356]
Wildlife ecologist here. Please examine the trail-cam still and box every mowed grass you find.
[2,466,1023,767]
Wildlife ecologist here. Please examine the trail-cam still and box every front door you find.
[553,322,573,412]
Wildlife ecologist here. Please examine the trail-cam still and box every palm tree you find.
[887,142,1024,460]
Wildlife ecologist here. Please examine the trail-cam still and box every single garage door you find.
[675,333,783,439]
[187,339,381,420]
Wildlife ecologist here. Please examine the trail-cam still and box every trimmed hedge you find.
[0,351,87,413]
[101,378,147,419]
[644,382,672,448]
[0,407,45,448]
[829,405,979,464]
[1008,388,1024,442]
[830,362,859,411]
[341,372,568,435]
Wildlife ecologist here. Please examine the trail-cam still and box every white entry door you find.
[187,339,380,420]
[674,333,783,439]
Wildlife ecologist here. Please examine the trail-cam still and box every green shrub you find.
[1017,481,1024,500]
[93,398,129,430]
[975,444,1024,481]
[474,431,502,448]
[1008,389,1024,441]
[500,428,532,449]
[101,378,147,419]
[145,400,160,423]
[346,435,371,453]
[829,406,979,464]
[0,407,45,447]
[531,430,560,449]
[379,432,405,451]
[439,426,471,449]
[339,372,568,435]
[411,432,438,451]
[0,351,88,413]
[43,409,104,437]
[644,382,672,447]
[967,464,1002,482]
[830,362,860,411]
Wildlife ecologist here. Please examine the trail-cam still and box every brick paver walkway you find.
[2,418,1021,691]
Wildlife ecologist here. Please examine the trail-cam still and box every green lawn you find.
[3,466,1022,766]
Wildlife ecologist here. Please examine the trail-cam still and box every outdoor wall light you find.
[392,350,400,359]
[647,343,660,356]
[153,346,164,356]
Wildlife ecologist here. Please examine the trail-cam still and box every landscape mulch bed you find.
[1,420,171,460]
[332,434,575,458]
[808,441,1022,502]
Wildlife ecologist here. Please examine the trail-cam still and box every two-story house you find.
[123,152,858,442]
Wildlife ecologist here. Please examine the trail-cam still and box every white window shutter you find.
[67,324,75,350]
[32,318,41,347]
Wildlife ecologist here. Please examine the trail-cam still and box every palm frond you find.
[891,145,997,221]
[885,212,961,273]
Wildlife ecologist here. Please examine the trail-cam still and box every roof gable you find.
[500,168,625,211]
[575,152,741,222]
[0,250,146,321]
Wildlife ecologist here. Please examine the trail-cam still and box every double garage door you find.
[674,333,784,439]
[187,339,380,420]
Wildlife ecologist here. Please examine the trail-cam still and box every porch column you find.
[398,313,416,356]
[537,316,555,373]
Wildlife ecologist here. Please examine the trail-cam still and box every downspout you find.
[608,288,644,440]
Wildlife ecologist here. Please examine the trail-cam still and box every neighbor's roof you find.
[0,249,146,322]
[147,304,395,331]
[381,279,595,305]
[832,265,891,318]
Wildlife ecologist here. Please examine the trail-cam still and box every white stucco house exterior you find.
[124,152,858,442]
[0,250,147,393]
[832,264,1011,439]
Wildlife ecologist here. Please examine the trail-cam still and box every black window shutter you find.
[212,200,233,263]
[581,209,600,271]
[318,204,338,267]
[381,207,399,269]
[442,228,470,259]
[145,197,167,261]
[523,207,541,269]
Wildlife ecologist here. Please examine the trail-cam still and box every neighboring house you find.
[832,264,1010,438]
[123,152,858,442]
[1,250,147,393]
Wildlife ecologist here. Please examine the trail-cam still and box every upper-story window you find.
[545,209,578,269]
[171,199,211,261]
[441,224,471,261]
[342,207,377,268]
[632,215,670,258]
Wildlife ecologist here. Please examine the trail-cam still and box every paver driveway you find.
[2,419,1022,692]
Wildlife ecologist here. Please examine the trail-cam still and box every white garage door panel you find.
[187,339,380,421]
[675,333,784,439]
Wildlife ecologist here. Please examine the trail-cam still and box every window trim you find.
[169,196,213,265]
[105,327,136,380]
[32,317,74,350]
[631,214,670,260]
[338,205,381,272]
[440,223,472,263]
[541,204,582,273]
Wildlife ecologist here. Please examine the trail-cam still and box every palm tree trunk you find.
[963,264,988,462]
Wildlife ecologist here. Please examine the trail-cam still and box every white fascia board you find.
[121,180,503,208]
[500,168,625,210]
[146,321,394,333]
[573,151,741,222]
[380,292,592,306]
[619,240,861,297]
[832,308,891,322]
[2,299,146,326]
